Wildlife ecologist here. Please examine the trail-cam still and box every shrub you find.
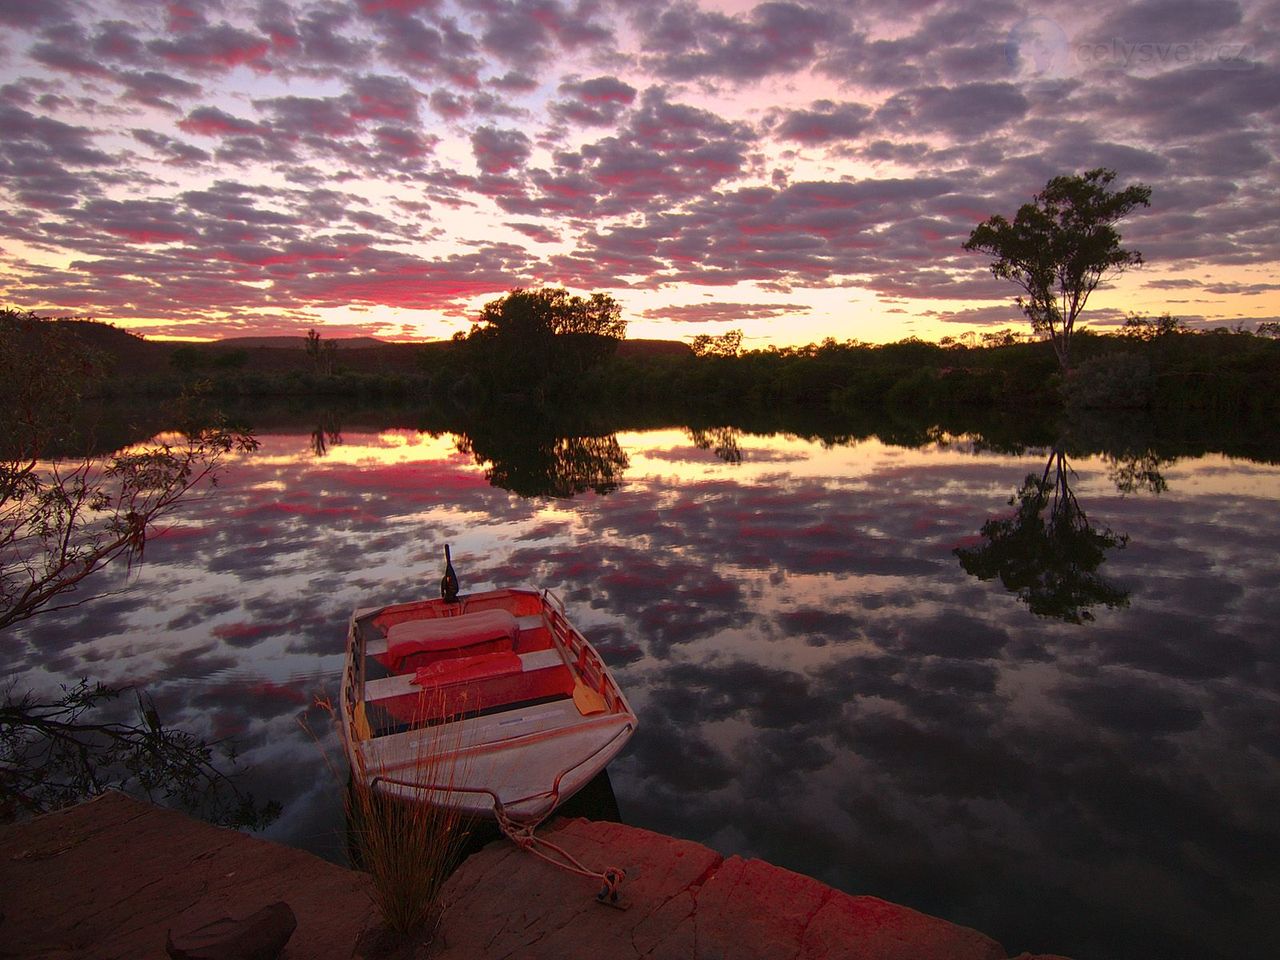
[1064,352,1151,409]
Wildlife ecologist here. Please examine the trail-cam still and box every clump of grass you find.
[306,694,472,942]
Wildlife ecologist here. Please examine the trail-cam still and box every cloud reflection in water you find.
[8,424,1280,960]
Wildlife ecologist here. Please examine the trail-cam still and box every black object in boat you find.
[441,544,460,603]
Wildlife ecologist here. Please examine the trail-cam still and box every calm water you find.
[8,409,1280,960]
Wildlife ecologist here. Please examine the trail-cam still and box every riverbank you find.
[0,791,1068,959]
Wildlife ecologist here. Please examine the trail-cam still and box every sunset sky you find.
[1,0,1276,347]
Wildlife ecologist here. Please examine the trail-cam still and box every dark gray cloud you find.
[1089,0,1245,46]
[117,70,203,110]
[639,0,847,82]
[772,99,873,145]
[0,0,1276,340]
[471,125,532,174]
[550,75,637,126]
[148,21,273,72]
[473,0,614,64]
[875,82,1030,139]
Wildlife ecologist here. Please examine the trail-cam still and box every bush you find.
[1064,352,1151,409]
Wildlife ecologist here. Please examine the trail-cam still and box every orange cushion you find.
[386,609,519,668]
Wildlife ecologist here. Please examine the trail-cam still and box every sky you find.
[0,0,1277,347]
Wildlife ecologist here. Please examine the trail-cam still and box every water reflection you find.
[309,414,343,458]
[7,408,1280,960]
[455,421,629,498]
[687,426,743,465]
[956,447,1131,623]
[1105,448,1173,496]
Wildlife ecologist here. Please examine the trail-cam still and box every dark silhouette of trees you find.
[691,329,743,358]
[965,168,1151,371]
[463,287,625,397]
[305,328,336,375]
[688,426,744,464]
[1123,312,1185,341]
[955,448,1130,623]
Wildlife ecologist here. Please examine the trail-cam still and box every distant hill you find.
[617,339,694,359]
[26,318,694,382]
[211,335,391,349]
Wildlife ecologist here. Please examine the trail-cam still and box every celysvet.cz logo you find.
[1007,17,1257,75]
[1077,37,1256,70]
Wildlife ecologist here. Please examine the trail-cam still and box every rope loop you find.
[493,797,625,904]
[596,867,625,905]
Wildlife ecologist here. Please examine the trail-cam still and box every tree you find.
[473,288,625,342]
[691,329,743,358]
[964,168,1152,371]
[2,680,279,827]
[1,310,271,825]
[2,314,257,630]
[466,287,626,393]
[456,421,629,498]
[1123,312,1184,340]
[305,327,336,375]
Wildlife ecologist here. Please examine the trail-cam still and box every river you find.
[7,405,1279,960]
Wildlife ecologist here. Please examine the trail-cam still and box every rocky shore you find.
[0,792,1069,959]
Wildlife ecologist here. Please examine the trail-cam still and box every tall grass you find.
[307,694,473,941]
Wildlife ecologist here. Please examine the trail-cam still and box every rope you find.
[494,800,626,905]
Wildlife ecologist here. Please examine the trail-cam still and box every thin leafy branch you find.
[2,308,272,827]
[1,679,280,828]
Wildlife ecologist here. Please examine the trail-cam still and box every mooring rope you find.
[493,800,626,905]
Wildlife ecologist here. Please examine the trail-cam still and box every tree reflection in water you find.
[687,426,743,464]
[956,448,1130,623]
[1105,448,1174,495]
[456,425,629,498]
[310,413,343,458]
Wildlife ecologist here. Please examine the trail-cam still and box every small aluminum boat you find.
[340,560,636,823]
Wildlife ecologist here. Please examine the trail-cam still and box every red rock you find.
[165,901,296,960]
[0,792,1071,960]
[0,791,376,959]
[431,818,1015,960]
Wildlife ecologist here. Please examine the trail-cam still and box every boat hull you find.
[341,588,636,822]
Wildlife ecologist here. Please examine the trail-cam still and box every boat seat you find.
[365,648,565,703]
[366,612,544,659]
[412,651,522,686]
[379,609,519,671]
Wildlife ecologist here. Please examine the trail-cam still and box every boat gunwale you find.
[340,585,636,819]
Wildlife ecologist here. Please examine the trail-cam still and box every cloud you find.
[1088,0,1245,46]
[473,0,614,64]
[0,0,75,29]
[772,99,873,145]
[148,21,273,72]
[254,95,360,138]
[365,6,481,86]
[293,1,371,66]
[178,105,267,137]
[640,301,807,323]
[117,70,202,110]
[875,82,1030,139]
[349,74,422,123]
[505,220,561,243]
[640,0,846,82]
[471,125,532,174]
[550,75,637,126]
[0,0,1276,339]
